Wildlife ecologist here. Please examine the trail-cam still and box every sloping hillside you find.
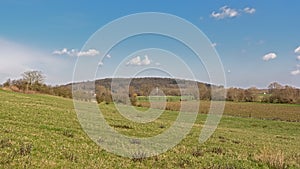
[0,89,299,168]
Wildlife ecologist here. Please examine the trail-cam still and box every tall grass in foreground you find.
[0,90,299,168]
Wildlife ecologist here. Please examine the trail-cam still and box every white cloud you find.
[294,46,300,54]
[211,6,239,19]
[243,7,256,14]
[77,49,99,57]
[262,52,277,61]
[126,55,151,66]
[142,55,151,65]
[127,56,141,65]
[212,43,217,47]
[53,48,100,57]
[106,54,112,58]
[291,69,300,75]
[52,48,68,55]
[52,48,77,56]
[297,56,300,60]
[211,6,256,20]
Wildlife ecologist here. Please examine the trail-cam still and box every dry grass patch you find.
[255,146,287,169]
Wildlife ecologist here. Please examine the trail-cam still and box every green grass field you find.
[1,89,300,168]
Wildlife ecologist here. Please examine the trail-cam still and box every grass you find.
[0,89,300,168]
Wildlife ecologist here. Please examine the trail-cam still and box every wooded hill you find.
[69,77,215,103]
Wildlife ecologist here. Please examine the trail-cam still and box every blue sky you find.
[0,0,299,88]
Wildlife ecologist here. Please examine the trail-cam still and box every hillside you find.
[72,77,213,97]
[0,89,300,168]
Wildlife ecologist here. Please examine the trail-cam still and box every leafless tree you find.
[22,70,45,91]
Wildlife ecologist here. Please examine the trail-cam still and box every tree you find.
[199,84,210,100]
[269,85,299,104]
[244,87,258,102]
[22,70,45,91]
[11,79,26,91]
[268,82,283,94]
[226,88,237,101]
[226,88,245,102]
[3,79,11,87]
[130,93,138,106]
[95,85,106,103]
[141,84,151,96]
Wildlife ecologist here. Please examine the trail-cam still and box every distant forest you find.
[2,71,300,104]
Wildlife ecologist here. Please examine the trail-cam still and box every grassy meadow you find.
[0,89,300,168]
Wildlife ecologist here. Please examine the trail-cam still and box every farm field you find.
[0,89,300,168]
[138,96,300,122]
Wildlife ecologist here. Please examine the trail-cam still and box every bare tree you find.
[3,78,11,87]
[268,82,283,94]
[244,87,258,102]
[22,70,45,91]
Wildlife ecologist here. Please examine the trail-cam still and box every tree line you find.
[1,71,72,98]
[226,84,300,104]
[1,71,300,104]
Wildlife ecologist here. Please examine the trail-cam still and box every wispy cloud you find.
[127,55,151,66]
[52,48,69,55]
[243,7,256,14]
[211,6,239,19]
[291,69,300,75]
[211,43,217,47]
[297,56,300,60]
[0,38,70,84]
[77,49,99,57]
[262,52,277,61]
[53,48,100,57]
[211,6,255,20]
[257,40,265,45]
[294,46,300,54]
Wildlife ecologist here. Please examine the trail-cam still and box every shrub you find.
[19,143,32,156]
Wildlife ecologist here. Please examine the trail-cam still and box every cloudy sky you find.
[0,1,299,88]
